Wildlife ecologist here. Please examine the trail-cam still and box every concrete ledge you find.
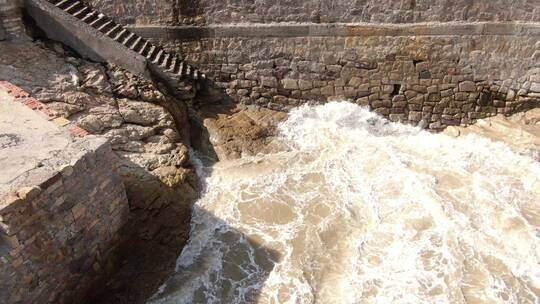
[25,0,150,78]
[126,22,540,40]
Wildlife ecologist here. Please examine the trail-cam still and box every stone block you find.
[321,85,334,96]
[261,77,278,88]
[298,79,313,90]
[459,81,476,92]
[374,108,390,116]
[530,82,540,93]
[404,90,417,99]
[356,97,369,106]
[281,79,299,90]
[310,62,326,73]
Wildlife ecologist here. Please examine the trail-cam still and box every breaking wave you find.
[151,102,540,304]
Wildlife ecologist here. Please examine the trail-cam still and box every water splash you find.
[151,102,540,304]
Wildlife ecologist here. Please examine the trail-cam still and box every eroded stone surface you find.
[445,108,540,160]
[192,103,288,161]
[0,91,72,194]
[0,40,198,303]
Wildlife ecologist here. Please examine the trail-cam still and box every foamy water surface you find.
[151,102,540,304]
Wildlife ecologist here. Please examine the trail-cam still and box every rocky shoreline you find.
[0,39,199,303]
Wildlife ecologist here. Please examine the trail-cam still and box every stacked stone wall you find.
[82,0,540,25]
[0,138,129,303]
[149,24,540,130]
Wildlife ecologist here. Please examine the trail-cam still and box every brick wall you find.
[0,138,129,303]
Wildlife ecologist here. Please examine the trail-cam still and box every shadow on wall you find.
[177,0,200,18]
[90,157,280,304]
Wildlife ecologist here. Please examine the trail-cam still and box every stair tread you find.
[106,24,121,36]
[72,7,90,18]
[89,16,106,26]
[146,45,157,58]
[138,41,150,54]
[112,28,126,40]
[81,11,96,22]
[161,53,170,66]
[153,50,164,63]
[55,0,71,8]
[123,33,135,44]
[64,1,81,12]
[130,37,142,50]
[98,20,113,31]
[169,56,178,72]
[177,61,185,75]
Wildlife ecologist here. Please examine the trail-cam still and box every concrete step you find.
[123,33,136,45]
[105,24,121,37]
[112,28,127,41]
[160,53,170,67]
[54,0,72,9]
[130,37,143,51]
[81,11,97,23]
[146,45,157,60]
[72,6,90,18]
[152,50,164,64]
[98,20,114,33]
[176,61,185,76]
[169,56,178,73]
[64,1,82,13]
[138,41,150,55]
[89,15,106,27]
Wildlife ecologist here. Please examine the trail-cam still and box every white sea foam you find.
[150,102,540,304]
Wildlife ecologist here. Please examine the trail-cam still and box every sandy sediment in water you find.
[444,109,540,160]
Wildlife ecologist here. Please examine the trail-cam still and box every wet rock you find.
[117,99,171,127]
[193,104,288,161]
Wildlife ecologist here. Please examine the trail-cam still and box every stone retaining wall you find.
[0,137,129,303]
[139,23,540,130]
[82,0,540,25]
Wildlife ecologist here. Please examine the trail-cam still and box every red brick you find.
[69,126,90,137]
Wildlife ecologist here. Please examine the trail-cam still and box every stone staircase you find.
[44,0,205,81]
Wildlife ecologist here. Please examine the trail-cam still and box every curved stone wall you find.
[83,0,540,25]
[134,23,540,130]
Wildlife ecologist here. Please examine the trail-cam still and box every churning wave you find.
[151,102,540,304]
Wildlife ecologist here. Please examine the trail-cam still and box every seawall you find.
[128,22,540,129]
